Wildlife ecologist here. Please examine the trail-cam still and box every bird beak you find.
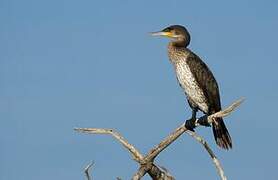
[150,31,173,38]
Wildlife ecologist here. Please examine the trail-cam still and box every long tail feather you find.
[212,118,232,150]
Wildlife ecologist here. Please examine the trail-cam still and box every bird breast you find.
[168,46,209,113]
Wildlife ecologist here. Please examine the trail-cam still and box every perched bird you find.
[151,25,232,149]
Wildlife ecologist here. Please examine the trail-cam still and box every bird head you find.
[150,25,191,47]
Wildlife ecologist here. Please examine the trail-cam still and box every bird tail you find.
[212,118,232,150]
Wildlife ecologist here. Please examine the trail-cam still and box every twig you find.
[186,131,227,180]
[196,97,244,125]
[74,128,144,163]
[84,161,94,180]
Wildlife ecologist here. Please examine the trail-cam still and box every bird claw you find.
[198,115,211,127]
[185,118,196,131]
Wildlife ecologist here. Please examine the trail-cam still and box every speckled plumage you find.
[168,43,209,113]
[152,25,232,149]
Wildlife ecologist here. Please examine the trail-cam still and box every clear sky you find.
[1,0,278,179]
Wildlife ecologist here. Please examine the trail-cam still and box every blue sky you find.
[1,0,278,179]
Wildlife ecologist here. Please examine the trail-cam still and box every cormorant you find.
[151,25,232,150]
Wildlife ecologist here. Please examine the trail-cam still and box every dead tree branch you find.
[75,128,172,179]
[75,128,144,162]
[132,163,175,180]
[76,98,243,180]
[84,161,94,180]
[145,98,244,163]
[186,131,227,180]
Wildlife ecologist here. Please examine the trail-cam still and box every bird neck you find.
[168,42,190,64]
[168,42,189,52]
[172,39,189,47]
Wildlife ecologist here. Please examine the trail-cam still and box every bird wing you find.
[186,53,222,113]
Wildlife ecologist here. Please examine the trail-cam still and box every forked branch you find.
[76,98,244,180]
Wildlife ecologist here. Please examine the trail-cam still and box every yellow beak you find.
[150,31,173,38]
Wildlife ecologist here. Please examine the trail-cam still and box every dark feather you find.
[186,53,221,113]
[186,52,232,149]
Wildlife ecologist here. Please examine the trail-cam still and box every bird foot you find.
[185,118,196,131]
[198,115,211,127]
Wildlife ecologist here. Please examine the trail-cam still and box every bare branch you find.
[75,128,144,162]
[132,163,175,180]
[149,165,175,180]
[75,128,169,179]
[145,124,186,162]
[76,98,243,180]
[145,98,244,162]
[132,165,149,180]
[84,161,94,180]
[198,97,244,125]
[186,131,227,180]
